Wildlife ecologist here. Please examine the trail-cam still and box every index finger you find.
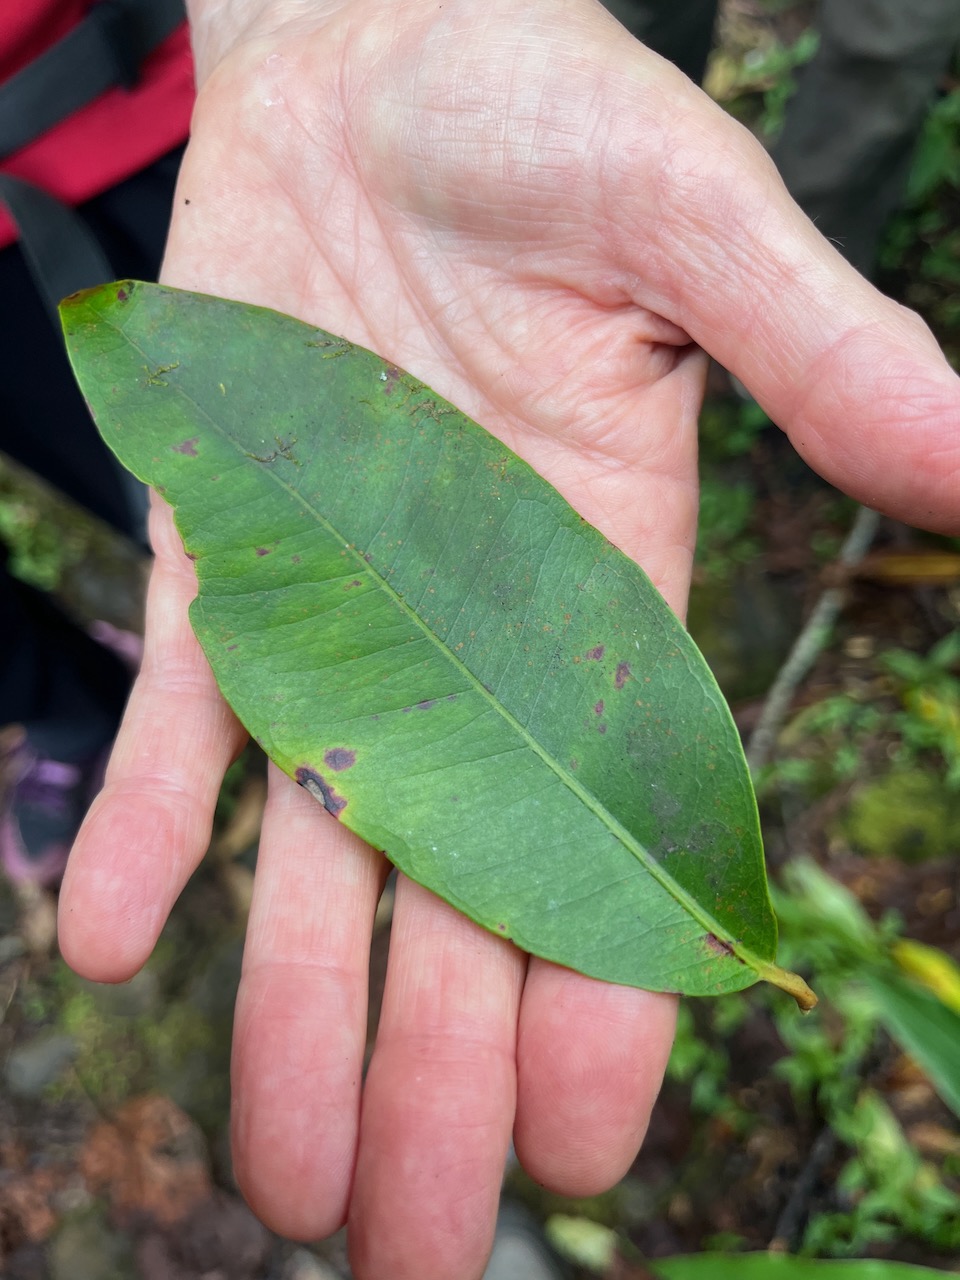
[58,495,247,981]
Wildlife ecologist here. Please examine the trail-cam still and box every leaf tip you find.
[58,280,141,342]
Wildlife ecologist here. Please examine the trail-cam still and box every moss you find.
[842,768,960,861]
[47,948,232,1130]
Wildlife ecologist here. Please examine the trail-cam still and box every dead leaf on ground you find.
[0,1165,64,1250]
[905,1121,960,1158]
[80,1095,211,1227]
[854,550,960,586]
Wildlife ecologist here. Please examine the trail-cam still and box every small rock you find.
[0,933,26,964]
[284,1248,345,1280]
[136,1192,270,1280]
[486,1203,567,1280]
[5,1032,77,1097]
[48,1209,135,1280]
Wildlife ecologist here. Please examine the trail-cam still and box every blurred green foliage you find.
[758,634,960,833]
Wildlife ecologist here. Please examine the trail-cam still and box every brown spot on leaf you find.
[324,748,356,772]
[615,661,632,689]
[172,438,199,457]
[295,767,348,817]
[704,933,739,960]
[586,645,605,661]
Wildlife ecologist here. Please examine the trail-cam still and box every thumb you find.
[609,67,960,534]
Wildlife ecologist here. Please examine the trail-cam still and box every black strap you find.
[0,0,186,160]
[0,0,187,318]
[0,173,150,540]
[0,173,114,315]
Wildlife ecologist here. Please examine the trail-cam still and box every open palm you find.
[59,0,960,1276]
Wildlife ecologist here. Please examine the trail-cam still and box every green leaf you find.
[61,281,813,1005]
[544,1215,618,1272]
[652,1256,954,1280]
[865,971,960,1119]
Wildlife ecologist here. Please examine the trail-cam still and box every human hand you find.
[59,0,960,1275]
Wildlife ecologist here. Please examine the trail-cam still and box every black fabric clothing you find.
[0,145,182,538]
[0,146,182,730]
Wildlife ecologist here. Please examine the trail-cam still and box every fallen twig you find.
[769,1123,838,1252]
[746,504,881,775]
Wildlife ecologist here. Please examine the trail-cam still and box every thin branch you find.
[769,1124,838,1252]
[746,505,881,775]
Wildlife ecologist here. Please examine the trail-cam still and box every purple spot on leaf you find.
[227,644,238,652]
[295,767,348,817]
[586,645,605,661]
[615,661,632,689]
[116,286,129,302]
[594,700,604,716]
[256,547,271,556]
[324,747,356,772]
[416,699,436,711]
[598,723,607,734]
[172,437,199,456]
[381,365,401,392]
[291,554,301,564]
